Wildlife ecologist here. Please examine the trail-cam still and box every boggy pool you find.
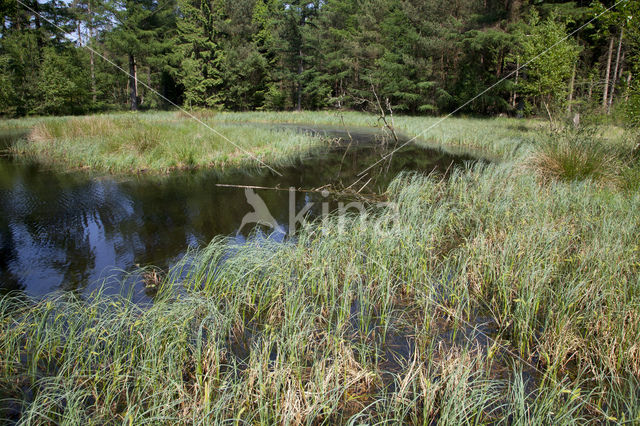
[0,125,477,300]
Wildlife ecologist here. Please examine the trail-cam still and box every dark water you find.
[0,126,475,299]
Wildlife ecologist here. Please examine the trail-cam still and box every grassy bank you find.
[6,113,326,174]
[4,110,545,174]
[212,110,544,159]
[1,112,639,423]
[2,165,639,423]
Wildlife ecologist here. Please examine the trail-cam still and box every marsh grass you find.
[2,157,639,423]
[2,110,541,169]
[529,127,628,186]
[1,112,638,422]
[210,110,542,160]
[12,114,325,174]
[621,161,640,192]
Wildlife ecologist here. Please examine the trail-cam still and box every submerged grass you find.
[1,111,639,423]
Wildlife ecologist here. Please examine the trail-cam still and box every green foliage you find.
[173,0,225,108]
[513,10,581,116]
[33,47,92,115]
[0,0,637,121]
[626,84,640,128]
[0,31,40,116]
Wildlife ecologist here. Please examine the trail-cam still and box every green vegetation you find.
[1,114,639,422]
[8,113,325,173]
[1,0,639,421]
[1,0,638,119]
[6,110,539,173]
[529,127,627,186]
[6,110,635,180]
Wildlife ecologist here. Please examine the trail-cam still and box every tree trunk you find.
[90,49,96,102]
[602,36,614,113]
[507,0,521,23]
[129,54,138,111]
[89,0,96,103]
[33,0,41,30]
[568,62,576,114]
[625,72,632,102]
[608,27,623,111]
[618,51,625,80]
[543,98,554,129]
[296,48,302,111]
[32,0,43,50]
[511,58,519,109]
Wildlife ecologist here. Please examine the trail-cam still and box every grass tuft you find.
[529,127,627,186]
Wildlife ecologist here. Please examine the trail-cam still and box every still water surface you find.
[0,126,475,299]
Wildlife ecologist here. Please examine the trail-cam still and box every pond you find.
[0,125,476,300]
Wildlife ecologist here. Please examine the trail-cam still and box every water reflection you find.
[0,127,476,299]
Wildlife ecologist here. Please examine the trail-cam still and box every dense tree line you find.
[0,0,638,119]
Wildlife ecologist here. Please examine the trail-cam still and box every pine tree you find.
[173,0,225,108]
[106,0,176,110]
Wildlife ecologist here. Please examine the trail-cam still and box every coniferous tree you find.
[106,0,176,110]
[513,10,581,120]
[173,0,225,108]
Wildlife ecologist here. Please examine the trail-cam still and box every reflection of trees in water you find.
[0,163,101,291]
[0,227,22,293]
[0,130,476,296]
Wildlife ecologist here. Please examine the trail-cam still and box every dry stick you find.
[16,0,283,177]
[215,183,385,201]
[383,97,399,175]
[543,99,554,129]
[355,0,628,179]
[344,173,369,192]
[356,178,373,194]
[370,83,399,146]
[567,62,576,114]
[368,83,400,181]
[338,111,355,177]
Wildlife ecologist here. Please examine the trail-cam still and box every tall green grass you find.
[10,114,325,174]
[528,127,630,186]
[4,111,545,173]
[2,155,639,422]
[1,111,638,422]
[211,110,542,159]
